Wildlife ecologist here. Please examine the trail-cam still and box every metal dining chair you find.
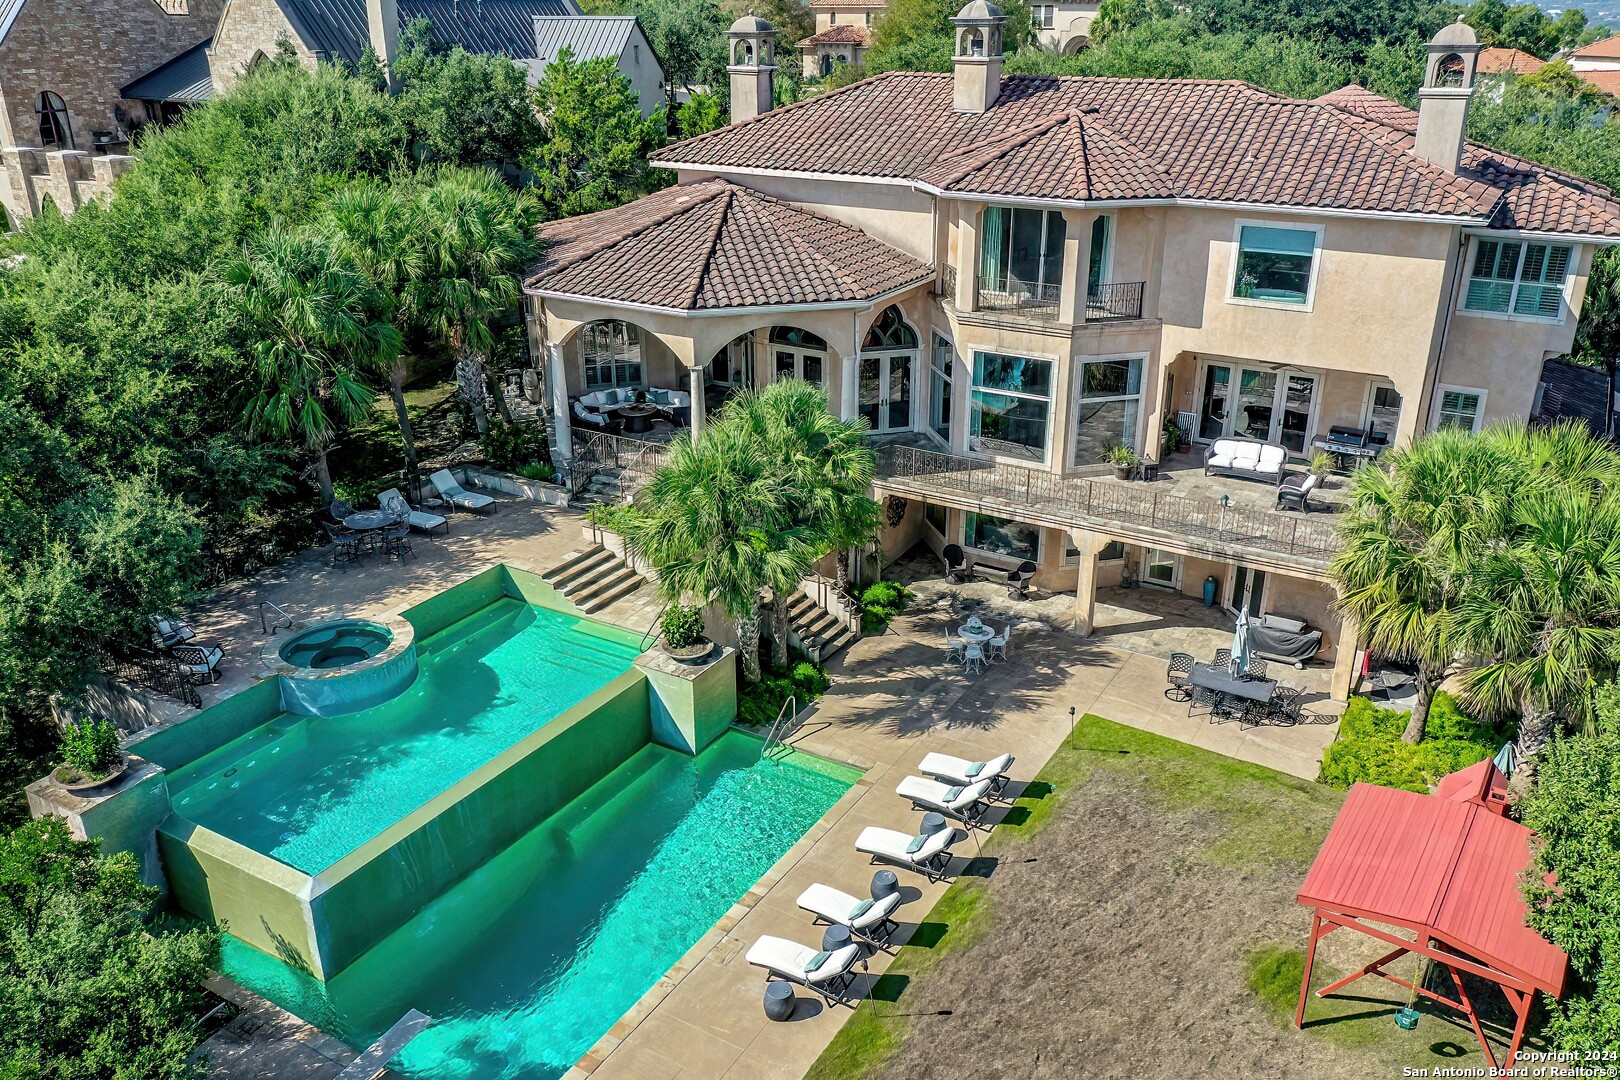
[1214,648,1233,672]
[987,625,1009,662]
[1242,657,1270,681]
[323,522,362,565]
[383,521,414,562]
[962,642,986,674]
[944,629,965,663]
[1165,652,1195,701]
[1267,686,1303,725]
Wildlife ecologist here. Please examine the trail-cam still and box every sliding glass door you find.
[1197,363,1319,451]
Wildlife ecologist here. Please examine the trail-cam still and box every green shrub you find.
[737,659,831,727]
[859,581,910,632]
[518,461,556,483]
[584,502,643,534]
[1318,693,1511,793]
[57,718,122,781]
[791,660,831,698]
[480,419,550,473]
[660,604,705,649]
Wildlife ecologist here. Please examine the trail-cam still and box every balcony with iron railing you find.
[873,443,1339,570]
[976,278,1062,320]
[940,270,1150,326]
[1086,280,1146,321]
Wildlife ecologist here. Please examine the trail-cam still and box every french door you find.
[859,353,914,432]
[774,348,825,387]
[1142,548,1179,589]
[1197,363,1318,452]
[1229,565,1267,618]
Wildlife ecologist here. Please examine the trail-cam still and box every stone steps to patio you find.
[541,543,646,615]
[786,590,857,663]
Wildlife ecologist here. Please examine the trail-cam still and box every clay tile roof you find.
[1577,68,1620,99]
[797,23,873,46]
[1571,35,1620,59]
[1477,46,1545,74]
[653,72,1620,237]
[809,0,888,7]
[524,179,933,310]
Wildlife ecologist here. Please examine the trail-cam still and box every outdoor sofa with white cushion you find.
[577,387,693,429]
[895,775,996,826]
[745,936,864,1006]
[571,397,621,435]
[1203,436,1289,483]
[378,488,448,535]
[856,825,957,882]
[918,751,1015,798]
[796,884,903,947]
[427,470,496,514]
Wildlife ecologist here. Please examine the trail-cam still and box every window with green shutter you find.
[1464,239,1571,319]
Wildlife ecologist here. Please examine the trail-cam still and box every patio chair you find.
[919,751,1015,798]
[1164,652,1194,701]
[943,629,965,663]
[987,624,1009,661]
[1214,648,1233,672]
[895,775,995,826]
[1276,472,1320,513]
[378,489,449,535]
[942,544,967,584]
[171,643,224,685]
[962,642,985,674]
[383,521,414,563]
[149,615,195,650]
[428,470,496,514]
[796,884,903,949]
[1007,560,1037,600]
[745,936,864,1008]
[323,522,363,565]
[856,825,957,882]
[328,499,355,524]
[1241,656,1270,681]
[1267,686,1304,725]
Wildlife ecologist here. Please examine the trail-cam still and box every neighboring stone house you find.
[0,0,225,223]
[1027,0,1097,53]
[525,13,1620,702]
[797,0,880,77]
[528,15,664,115]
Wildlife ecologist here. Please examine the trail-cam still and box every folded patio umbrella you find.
[1493,741,1519,778]
[1231,608,1251,674]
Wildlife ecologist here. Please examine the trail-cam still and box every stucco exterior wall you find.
[210,0,319,93]
[615,24,666,116]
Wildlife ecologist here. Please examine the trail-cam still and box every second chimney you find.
[728,16,776,125]
[1414,19,1480,173]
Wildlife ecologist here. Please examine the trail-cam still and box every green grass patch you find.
[1319,693,1511,793]
[1244,943,1409,1052]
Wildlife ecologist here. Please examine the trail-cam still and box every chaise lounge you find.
[428,470,496,514]
[745,936,864,1007]
[856,825,958,882]
[896,775,995,826]
[918,751,1016,798]
[796,883,904,948]
[1204,436,1289,484]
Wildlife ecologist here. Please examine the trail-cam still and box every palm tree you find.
[412,168,536,435]
[325,181,426,488]
[1330,426,1516,744]
[621,421,813,682]
[216,228,400,505]
[1450,423,1620,744]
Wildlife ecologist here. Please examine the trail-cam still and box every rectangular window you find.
[969,352,1052,463]
[1436,386,1485,432]
[978,205,1066,306]
[924,503,946,536]
[966,513,1040,562]
[1464,239,1571,319]
[1030,4,1055,27]
[1071,356,1144,467]
[1064,538,1125,563]
[1232,225,1317,306]
[930,333,954,442]
[582,321,644,390]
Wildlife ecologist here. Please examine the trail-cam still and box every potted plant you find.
[1308,451,1337,484]
[1102,444,1138,480]
[53,717,127,793]
[1161,418,1182,460]
[660,603,713,663]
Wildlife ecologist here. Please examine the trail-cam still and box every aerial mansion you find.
[525,12,1620,701]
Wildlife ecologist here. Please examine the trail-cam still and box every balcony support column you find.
[688,363,706,441]
[1059,208,1100,326]
[956,203,980,312]
[1330,615,1362,703]
[1068,527,1106,636]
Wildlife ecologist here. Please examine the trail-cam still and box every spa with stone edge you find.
[32,565,858,1080]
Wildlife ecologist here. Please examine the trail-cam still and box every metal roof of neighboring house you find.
[1477,46,1545,74]
[1297,772,1569,998]
[652,73,1620,237]
[1533,357,1612,436]
[122,38,216,103]
[524,178,933,311]
[531,15,638,66]
[0,0,26,46]
[279,0,580,62]
[797,23,873,47]
[1570,34,1620,58]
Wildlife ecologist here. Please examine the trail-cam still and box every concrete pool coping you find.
[257,613,415,683]
[564,729,879,1078]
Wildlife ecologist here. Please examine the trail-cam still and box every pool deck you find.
[568,602,1339,1080]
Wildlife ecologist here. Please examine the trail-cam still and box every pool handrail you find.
[260,600,294,635]
[761,694,798,760]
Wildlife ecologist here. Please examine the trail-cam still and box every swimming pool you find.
[220,730,857,1080]
[169,599,644,873]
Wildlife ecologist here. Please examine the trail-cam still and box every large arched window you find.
[863,306,918,350]
[768,326,826,385]
[36,92,73,149]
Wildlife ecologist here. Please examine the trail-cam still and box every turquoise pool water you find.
[221,731,856,1079]
[168,599,643,873]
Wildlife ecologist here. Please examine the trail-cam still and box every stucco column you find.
[1329,616,1362,703]
[1391,372,1429,449]
[955,202,979,312]
[841,354,859,421]
[1059,209,1100,325]
[688,364,706,440]
[1068,528,1105,636]
[547,343,572,460]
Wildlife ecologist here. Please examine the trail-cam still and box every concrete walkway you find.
[572,604,1339,1080]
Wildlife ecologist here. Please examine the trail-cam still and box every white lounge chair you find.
[797,884,903,948]
[427,470,496,514]
[918,751,1015,799]
[896,775,995,826]
[378,488,449,535]
[856,826,956,882]
[745,936,863,1007]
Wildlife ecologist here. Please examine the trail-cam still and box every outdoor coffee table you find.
[619,404,657,434]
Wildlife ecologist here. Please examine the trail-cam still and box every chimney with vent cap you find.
[1415,18,1481,173]
[952,0,1006,113]
[728,16,777,124]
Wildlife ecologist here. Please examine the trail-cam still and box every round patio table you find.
[343,510,396,532]
[619,404,658,434]
[956,620,995,645]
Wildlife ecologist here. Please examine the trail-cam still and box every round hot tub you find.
[263,615,418,717]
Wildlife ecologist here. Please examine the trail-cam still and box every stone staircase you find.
[570,466,626,509]
[542,543,646,614]
[785,589,858,663]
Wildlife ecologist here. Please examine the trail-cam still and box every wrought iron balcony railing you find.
[874,444,1339,563]
[1086,280,1146,321]
[976,279,1061,320]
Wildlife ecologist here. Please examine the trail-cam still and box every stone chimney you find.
[952,0,1006,114]
[367,0,402,90]
[727,16,776,125]
[1415,19,1481,173]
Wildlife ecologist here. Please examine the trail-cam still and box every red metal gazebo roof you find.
[1297,773,1567,997]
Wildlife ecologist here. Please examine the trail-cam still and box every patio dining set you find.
[942,615,1012,673]
[1163,649,1305,726]
[322,472,496,568]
